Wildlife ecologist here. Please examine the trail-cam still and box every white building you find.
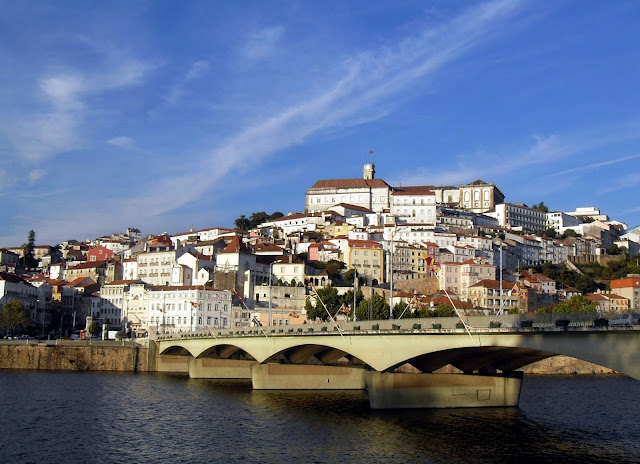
[458,180,505,214]
[546,211,582,232]
[566,206,609,222]
[305,163,391,213]
[390,186,437,224]
[147,285,232,334]
[486,203,546,233]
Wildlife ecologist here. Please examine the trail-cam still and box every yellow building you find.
[346,239,384,285]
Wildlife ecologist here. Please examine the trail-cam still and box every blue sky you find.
[1,0,639,246]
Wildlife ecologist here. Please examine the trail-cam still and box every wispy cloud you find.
[242,26,285,61]
[28,169,47,183]
[163,60,210,107]
[7,59,155,162]
[393,125,640,188]
[2,0,531,244]
[600,172,640,194]
[551,154,640,177]
[107,136,136,150]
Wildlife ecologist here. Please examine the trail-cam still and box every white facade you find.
[390,188,437,224]
[546,211,582,231]
[147,286,232,334]
[486,203,546,232]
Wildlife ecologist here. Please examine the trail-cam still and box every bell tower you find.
[363,163,375,180]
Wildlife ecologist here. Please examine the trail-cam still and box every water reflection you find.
[1,372,639,464]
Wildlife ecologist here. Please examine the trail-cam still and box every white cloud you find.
[186,60,210,80]
[7,59,155,163]
[3,0,532,243]
[28,169,47,183]
[243,26,285,61]
[162,60,210,107]
[107,136,136,150]
[600,172,640,194]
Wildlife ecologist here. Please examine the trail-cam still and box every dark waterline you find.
[1,371,639,464]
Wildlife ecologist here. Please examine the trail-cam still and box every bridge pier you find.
[366,371,523,409]
[188,358,254,379]
[251,363,368,390]
[157,355,190,374]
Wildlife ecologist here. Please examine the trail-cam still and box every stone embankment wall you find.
[0,344,148,372]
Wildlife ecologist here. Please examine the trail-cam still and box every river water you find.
[1,371,639,463]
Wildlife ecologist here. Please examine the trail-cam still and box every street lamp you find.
[38,299,44,339]
[268,259,282,326]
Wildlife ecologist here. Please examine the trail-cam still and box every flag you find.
[519,290,528,300]
[510,283,520,296]
[369,150,374,154]
[338,303,351,314]
[288,311,300,318]
[190,301,199,308]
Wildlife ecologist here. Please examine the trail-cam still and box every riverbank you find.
[0,343,148,372]
[0,342,619,375]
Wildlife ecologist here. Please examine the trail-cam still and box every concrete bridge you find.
[154,316,640,409]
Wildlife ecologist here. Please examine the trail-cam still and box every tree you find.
[308,286,340,321]
[543,227,557,238]
[88,321,100,337]
[433,304,456,317]
[21,230,37,269]
[356,293,389,320]
[562,229,577,238]
[268,211,284,221]
[552,295,598,313]
[532,202,549,213]
[0,300,30,335]
[249,211,269,229]
[234,215,250,231]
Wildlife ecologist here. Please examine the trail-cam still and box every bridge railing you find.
[155,313,638,341]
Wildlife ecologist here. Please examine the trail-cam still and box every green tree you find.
[88,321,100,337]
[21,230,37,269]
[532,201,549,213]
[433,303,456,317]
[234,215,250,231]
[543,227,557,238]
[606,244,621,255]
[249,211,269,228]
[0,300,30,335]
[356,293,389,320]
[394,301,412,318]
[268,211,284,220]
[308,286,341,321]
[561,229,578,238]
[552,295,598,313]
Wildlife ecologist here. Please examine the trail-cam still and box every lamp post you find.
[38,299,44,339]
[268,259,282,326]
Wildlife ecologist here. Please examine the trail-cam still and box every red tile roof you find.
[611,277,640,288]
[68,260,108,270]
[310,178,390,189]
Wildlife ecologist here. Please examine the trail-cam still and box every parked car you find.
[609,313,640,326]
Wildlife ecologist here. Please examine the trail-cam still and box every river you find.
[1,371,639,463]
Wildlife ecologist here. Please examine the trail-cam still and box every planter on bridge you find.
[371,324,380,331]
[489,321,501,329]
[455,322,465,329]
[555,319,570,328]
[413,323,421,330]
[432,323,442,329]
[321,326,328,332]
[392,324,401,330]
[520,320,533,328]
[353,326,361,331]
[594,318,609,327]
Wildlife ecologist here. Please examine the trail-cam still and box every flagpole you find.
[353,268,357,322]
